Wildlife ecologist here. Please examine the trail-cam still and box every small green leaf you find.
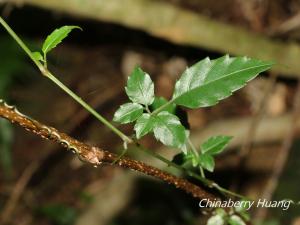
[113,103,143,124]
[151,96,176,114]
[228,215,246,225]
[153,111,186,148]
[207,214,225,225]
[172,55,273,108]
[134,113,155,138]
[125,67,154,106]
[42,26,82,55]
[201,136,232,155]
[32,51,44,62]
[199,153,215,172]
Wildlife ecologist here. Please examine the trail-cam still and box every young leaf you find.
[125,67,154,106]
[199,153,215,172]
[172,55,273,108]
[42,26,82,55]
[151,96,176,114]
[134,113,155,138]
[113,103,143,124]
[207,214,225,225]
[201,136,232,155]
[32,51,44,62]
[228,215,246,225]
[153,111,186,148]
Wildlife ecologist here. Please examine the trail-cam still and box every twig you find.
[254,79,300,221]
[0,99,217,205]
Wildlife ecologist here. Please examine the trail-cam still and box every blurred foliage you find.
[0,36,30,178]
[36,204,77,225]
[0,119,13,178]
[256,219,280,225]
[77,191,94,204]
[110,178,197,225]
[272,139,300,223]
[0,36,28,97]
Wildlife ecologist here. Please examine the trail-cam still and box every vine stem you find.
[0,16,132,144]
[0,16,246,200]
[151,98,175,115]
[188,138,206,178]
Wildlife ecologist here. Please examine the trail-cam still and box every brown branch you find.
[0,87,121,224]
[0,99,216,204]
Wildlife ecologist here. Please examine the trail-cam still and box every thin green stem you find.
[135,143,250,200]
[45,71,132,143]
[0,16,132,144]
[43,52,48,69]
[151,99,175,115]
[145,105,151,114]
[188,138,206,178]
[112,148,128,164]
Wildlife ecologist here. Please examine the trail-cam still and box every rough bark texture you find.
[0,99,216,201]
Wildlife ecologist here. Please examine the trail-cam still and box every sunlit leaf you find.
[199,153,215,172]
[201,136,232,155]
[153,111,186,148]
[42,26,82,55]
[134,113,155,138]
[125,67,154,106]
[172,55,273,108]
[113,103,143,124]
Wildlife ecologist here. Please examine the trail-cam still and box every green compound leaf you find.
[134,113,155,139]
[172,55,273,108]
[125,67,154,106]
[32,51,44,62]
[42,26,82,55]
[207,214,225,225]
[201,135,232,155]
[153,111,186,148]
[199,153,215,172]
[228,215,246,225]
[151,96,176,114]
[113,103,143,124]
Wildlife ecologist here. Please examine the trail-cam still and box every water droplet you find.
[93,165,98,168]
